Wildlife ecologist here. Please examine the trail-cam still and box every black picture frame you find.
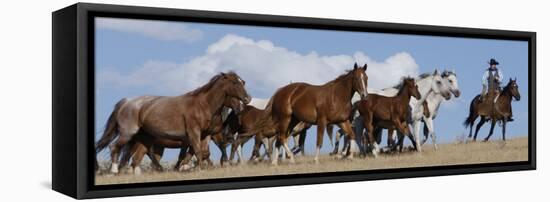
[52,3,536,199]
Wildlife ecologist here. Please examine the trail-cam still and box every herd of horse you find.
[95,63,521,175]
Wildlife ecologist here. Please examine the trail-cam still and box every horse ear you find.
[514,77,517,81]
[362,63,368,71]
[354,63,358,69]
[433,69,439,76]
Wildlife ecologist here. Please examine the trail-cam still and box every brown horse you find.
[224,105,322,164]
[95,72,251,174]
[463,78,520,141]
[356,77,421,156]
[117,97,243,173]
[255,63,368,165]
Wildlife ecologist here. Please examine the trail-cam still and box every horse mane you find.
[418,73,432,80]
[392,75,416,89]
[441,70,456,78]
[395,76,415,94]
[186,71,237,96]
[324,70,354,86]
[501,80,513,93]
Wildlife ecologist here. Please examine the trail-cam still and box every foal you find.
[356,77,421,157]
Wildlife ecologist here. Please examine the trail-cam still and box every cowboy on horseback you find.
[480,58,503,102]
[479,58,513,122]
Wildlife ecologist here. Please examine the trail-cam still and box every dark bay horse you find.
[256,63,368,165]
[117,97,243,174]
[463,78,520,141]
[224,105,328,164]
[356,77,421,156]
[95,72,251,174]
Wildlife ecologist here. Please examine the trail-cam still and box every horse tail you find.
[95,98,126,154]
[463,95,479,128]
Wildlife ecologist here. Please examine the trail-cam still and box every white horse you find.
[417,70,460,149]
[332,69,459,155]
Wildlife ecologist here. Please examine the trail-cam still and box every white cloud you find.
[98,34,419,98]
[96,17,203,42]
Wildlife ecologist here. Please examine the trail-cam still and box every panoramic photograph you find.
[93,17,529,185]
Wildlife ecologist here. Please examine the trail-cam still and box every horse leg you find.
[175,146,189,171]
[280,135,295,164]
[424,118,437,150]
[119,141,137,170]
[187,129,204,170]
[130,144,147,175]
[473,117,486,141]
[218,141,229,166]
[363,114,378,157]
[150,145,164,171]
[394,119,412,152]
[314,121,327,163]
[339,120,359,160]
[229,137,239,164]
[501,120,507,141]
[109,132,134,174]
[388,128,396,150]
[200,135,212,168]
[330,129,342,156]
[355,119,367,156]
[261,137,273,161]
[468,115,478,138]
[326,124,334,151]
[272,117,292,166]
[291,134,300,155]
[411,121,422,152]
[483,119,497,142]
[298,129,307,156]
[250,135,263,163]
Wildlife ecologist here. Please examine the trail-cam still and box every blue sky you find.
[95,17,529,161]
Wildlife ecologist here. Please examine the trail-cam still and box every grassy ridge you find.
[95,137,528,185]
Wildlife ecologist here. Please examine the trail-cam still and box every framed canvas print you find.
[52,3,536,199]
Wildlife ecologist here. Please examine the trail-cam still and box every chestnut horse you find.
[356,77,421,156]
[117,97,243,173]
[255,63,368,165]
[95,72,251,174]
[463,78,520,141]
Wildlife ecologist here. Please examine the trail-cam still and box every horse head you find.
[428,69,452,100]
[351,63,369,99]
[505,78,521,101]
[403,77,421,100]
[219,72,252,104]
[442,69,461,98]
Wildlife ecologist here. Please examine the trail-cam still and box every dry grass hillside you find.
[96,137,528,185]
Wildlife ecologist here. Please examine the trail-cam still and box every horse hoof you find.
[110,163,119,174]
[289,159,296,164]
[134,167,142,175]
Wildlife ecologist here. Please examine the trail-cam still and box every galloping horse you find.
[95,72,251,173]
[418,70,461,149]
[255,63,368,165]
[356,77,421,156]
[332,69,459,154]
[224,105,312,164]
[117,96,243,174]
[464,78,520,141]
